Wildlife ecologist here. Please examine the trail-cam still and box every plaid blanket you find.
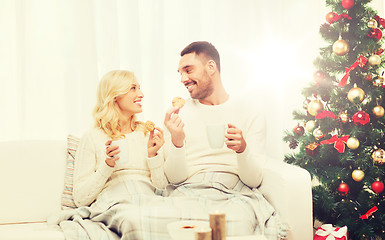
[51,173,283,240]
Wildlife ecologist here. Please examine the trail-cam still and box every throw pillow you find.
[61,134,80,209]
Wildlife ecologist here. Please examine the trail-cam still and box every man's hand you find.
[225,123,247,153]
[147,127,165,158]
[164,107,185,148]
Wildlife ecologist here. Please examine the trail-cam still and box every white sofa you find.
[0,139,313,240]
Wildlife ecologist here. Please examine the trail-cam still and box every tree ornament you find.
[368,55,381,65]
[338,55,368,87]
[367,19,378,28]
[352,168,364,182]
[305,142,320,157]
[379,68,385,77]
[333,38,350,56]
[338,112,349,123]
[352,111,370,125]
[368,28,383,41]
[326,12,338,24]
[293,125,305,136]
[307,100,324,116]
[315,110,336,120]
[305,120,317,132]
[320,135,349,153]
[373,77,385,87]
[313,70,325,83]
[338,182,349,195]
[346,137,359,150]
[313,128,324,140]
[303,99,310,109]
[372,105,384,118]
[289,139,298,149]
[342,0,354,9]
[372,148,385,165]
[371,179,384,194]
[347,85,365,103]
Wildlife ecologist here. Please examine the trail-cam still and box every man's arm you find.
[225,111,266,188]
[163,107,189,184]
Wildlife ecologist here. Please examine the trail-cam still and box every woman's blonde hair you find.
[93,70,138,140]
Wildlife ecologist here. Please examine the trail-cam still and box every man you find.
[162,41,282,238]
[164,41,265,188]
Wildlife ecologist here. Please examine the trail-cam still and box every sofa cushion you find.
[61,135,80,209]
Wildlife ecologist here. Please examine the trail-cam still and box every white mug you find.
[206,124,226,149]
[110,138,129,167]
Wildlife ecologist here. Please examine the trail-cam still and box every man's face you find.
[177,53,214,100]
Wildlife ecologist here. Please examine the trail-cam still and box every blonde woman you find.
[72,70,168,208]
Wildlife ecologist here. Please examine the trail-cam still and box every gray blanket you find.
[51,173,283,240]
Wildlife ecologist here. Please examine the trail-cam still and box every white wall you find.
[1,0,384,161]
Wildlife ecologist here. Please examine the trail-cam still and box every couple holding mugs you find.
[62,41,283,239]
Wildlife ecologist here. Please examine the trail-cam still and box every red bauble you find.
[338,182,349,195]
[293,125,305,136]
[326,12,338,24]
[313,70,326,83]
[352,111,370,125]
[342,0,354,9]
[368,28,383,41]
[371,180,384,194]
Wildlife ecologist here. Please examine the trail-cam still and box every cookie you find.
[172,97,185,108]
[145,120,155,132]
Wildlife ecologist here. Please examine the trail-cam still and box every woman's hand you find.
[105,139,120,167]
[225,123,247,153]
[147,127,164,158]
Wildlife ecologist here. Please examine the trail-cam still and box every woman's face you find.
[115,79,144,117]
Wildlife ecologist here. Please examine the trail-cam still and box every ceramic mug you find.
[206,124,226,149]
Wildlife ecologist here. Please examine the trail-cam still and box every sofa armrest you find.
[258,160,313,240]
[0,140,67,224]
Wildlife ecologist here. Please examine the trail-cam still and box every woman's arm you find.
[147,147,168,189]
[73,131,114,207]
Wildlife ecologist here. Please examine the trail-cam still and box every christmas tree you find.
[283,0,385,239]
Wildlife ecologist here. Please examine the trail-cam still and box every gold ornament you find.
[338,112,349,123]
[368,55,381,66]
[367,19,378,29]
[305,120,317,132]
[372,105,385,118]
[333,38,349,56]
[347,137,359,150]
[352,168,365,182]
[307,100,324,116]
[313,128,324,139]
[372,148,385,165]
[347,85,365,103]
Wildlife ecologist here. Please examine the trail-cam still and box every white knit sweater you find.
[164,96,266,188]
[73,128,168,207]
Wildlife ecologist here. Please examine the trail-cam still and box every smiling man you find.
[162,41,284,238]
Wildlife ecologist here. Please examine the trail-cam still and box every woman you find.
[72,70,168,207]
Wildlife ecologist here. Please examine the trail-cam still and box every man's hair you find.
[180,41,221,72]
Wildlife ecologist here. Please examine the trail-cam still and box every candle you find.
[209,210,226,240]
[195,227,212,240]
